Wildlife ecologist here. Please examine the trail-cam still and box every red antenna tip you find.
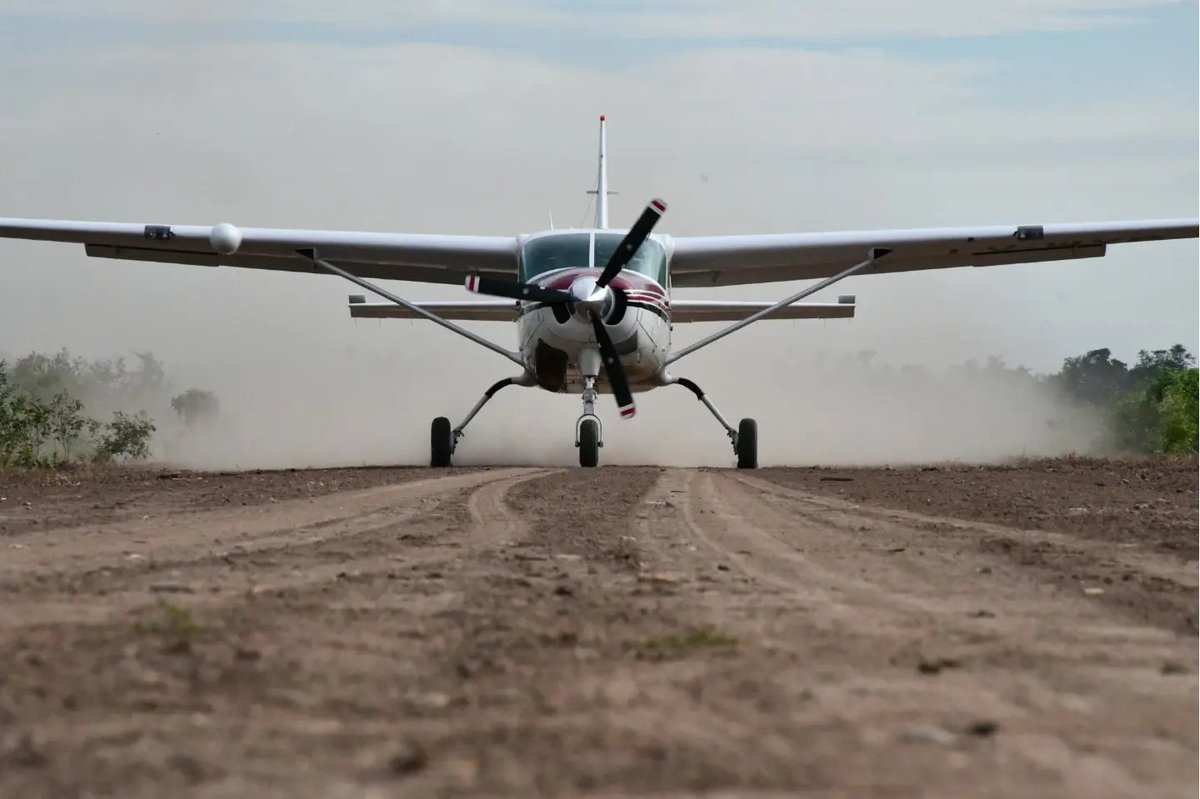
[599,114,606,121]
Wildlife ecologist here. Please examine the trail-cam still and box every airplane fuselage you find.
[516,265,671,395]
[510,227,674,395]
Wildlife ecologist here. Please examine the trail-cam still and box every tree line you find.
[1051,344,1197,455]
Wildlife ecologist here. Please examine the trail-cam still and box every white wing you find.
[0,218,517,285]
[669,218,1198,287]
[669,300,854,322]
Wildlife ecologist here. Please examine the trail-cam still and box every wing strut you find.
[664,248,892,366]
[296,248,524,367]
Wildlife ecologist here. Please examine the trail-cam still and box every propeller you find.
[465,273,572,304]
[464,198,667,419]
[590,315,636,418]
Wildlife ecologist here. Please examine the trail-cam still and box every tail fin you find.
[593,115,609,229]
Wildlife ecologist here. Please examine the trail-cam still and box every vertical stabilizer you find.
[594,115,608,229]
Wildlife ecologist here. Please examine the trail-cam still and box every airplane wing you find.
[668,218,1199,287]
[0,218,518,285]
[669,300,854,322]
[349,299,518,321]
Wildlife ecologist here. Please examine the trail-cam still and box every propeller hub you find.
[569,276,610,317]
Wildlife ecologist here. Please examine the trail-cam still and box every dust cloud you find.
[153,318,1103,470]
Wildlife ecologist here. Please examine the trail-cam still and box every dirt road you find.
[0,460,1195,797]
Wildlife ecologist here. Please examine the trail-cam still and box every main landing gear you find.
[668,376,757,469]
[430,374,535,467]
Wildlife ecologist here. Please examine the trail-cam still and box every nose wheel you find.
[577,417,600,468]
[574,371,604,468]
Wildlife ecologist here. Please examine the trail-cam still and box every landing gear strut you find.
[665,375,757,469]
[575,348,604,468]
[430,373,535,467]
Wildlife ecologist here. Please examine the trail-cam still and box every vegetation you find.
[1052,345,1198,454]
[170,388,220,427]
[0,349,218,469]
[636,626,739,659]
[0,360,156,467]
[136,601,205,653]
[853,343,1198,456]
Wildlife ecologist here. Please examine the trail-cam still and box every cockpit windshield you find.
[593,233,667,286]
[520,232,667,286]
[519,233,590,282]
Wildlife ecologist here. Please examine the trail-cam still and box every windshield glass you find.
[520,234,590,282]
[520,232,668,285]
[594,233,667,286]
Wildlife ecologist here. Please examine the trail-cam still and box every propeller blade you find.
[590,315,636,419]
[595,199,667,288]
[466,273,572,304]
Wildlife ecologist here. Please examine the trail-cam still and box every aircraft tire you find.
[578,418,600,468]
[431,417,453,467]
[736,418,758,469]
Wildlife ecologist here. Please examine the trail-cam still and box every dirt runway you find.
[0,459,1195,797]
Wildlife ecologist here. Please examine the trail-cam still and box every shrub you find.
[94,411,156,463]
[0,359,158,467]
[170,388,220,426]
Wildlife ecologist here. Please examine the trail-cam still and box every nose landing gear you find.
[575,372,603,468]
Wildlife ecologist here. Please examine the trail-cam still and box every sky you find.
[0,1,1195,466]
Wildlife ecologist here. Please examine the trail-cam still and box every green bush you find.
[1054,344,1197,455]
[94,411,156,463]
[1112,367,1198,455]
[1160,369,1198,454]
[0,359,158,468]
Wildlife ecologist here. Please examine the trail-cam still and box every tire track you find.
[738,473,1197,588]
[2,469,528,579]
[0,468,564,798]
[739,472,1197,634]
[629,468,1196,799]
[0,468,551,629]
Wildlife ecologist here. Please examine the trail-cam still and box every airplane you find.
[1,116,1196,469]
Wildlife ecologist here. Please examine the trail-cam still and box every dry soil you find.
[0,458,1195,798]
